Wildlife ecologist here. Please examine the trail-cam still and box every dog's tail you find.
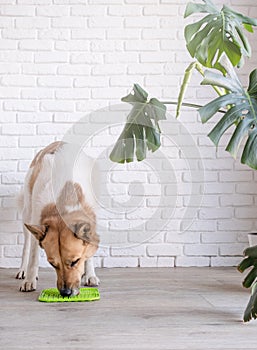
[16,189,24,213]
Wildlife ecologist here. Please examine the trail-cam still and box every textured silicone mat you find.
[38,287,100,302]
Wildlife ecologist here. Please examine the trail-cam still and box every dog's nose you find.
[60,288,72,297]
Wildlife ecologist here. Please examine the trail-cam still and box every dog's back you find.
[23,141,98,215]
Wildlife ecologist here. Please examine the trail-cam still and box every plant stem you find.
[161,101,203,109]
[161,100,226,114]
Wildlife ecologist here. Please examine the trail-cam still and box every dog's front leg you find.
[82,257,100,287]
[19,235,39,292]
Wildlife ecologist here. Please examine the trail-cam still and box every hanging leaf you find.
[248,69,257,98]
[109,84,166,163]
[176,60,226,119]
[238,246,257,322]
[184,0,257,70]
[176,61,206,118]
[198,56,257,169]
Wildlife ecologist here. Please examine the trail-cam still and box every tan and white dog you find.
[17,141,100,297]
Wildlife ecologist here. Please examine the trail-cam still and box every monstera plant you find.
[110,0,257,321]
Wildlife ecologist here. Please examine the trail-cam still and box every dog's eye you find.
[71,258,80,267]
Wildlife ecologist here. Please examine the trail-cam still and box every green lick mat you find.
[38,288,100,303]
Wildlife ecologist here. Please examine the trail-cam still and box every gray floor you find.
[0,267,256,349]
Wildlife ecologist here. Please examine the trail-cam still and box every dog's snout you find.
[60,288,72,297]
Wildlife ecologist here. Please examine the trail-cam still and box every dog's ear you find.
[71,222,92,242]
[70,222,99,257]
[24,224,48,241]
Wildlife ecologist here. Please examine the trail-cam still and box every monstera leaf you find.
[198,57,257,169]
[238,245,257,322]
[243,282,257,322]
[109,84,166,163]
[184,0,257,70]
[238,246,257,288]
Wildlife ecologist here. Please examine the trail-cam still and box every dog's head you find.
[25,213,99,297]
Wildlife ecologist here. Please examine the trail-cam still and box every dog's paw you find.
[82,275,100,287]
[19,278,37,292]
[16,270,26,280]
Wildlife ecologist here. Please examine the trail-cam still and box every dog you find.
[16,141,100,297]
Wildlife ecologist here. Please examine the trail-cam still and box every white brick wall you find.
[0,0,257,269]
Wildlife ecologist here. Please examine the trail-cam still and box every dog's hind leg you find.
[82,257,100,286]
[16,224,31,279]
[16,190,32,280]
[19,180,40,292]
[19,235,39,292]
[19,208,40,292]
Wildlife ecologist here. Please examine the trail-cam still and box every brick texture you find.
[0,0,257,268]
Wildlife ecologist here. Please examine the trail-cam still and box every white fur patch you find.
[65,203,82,213]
